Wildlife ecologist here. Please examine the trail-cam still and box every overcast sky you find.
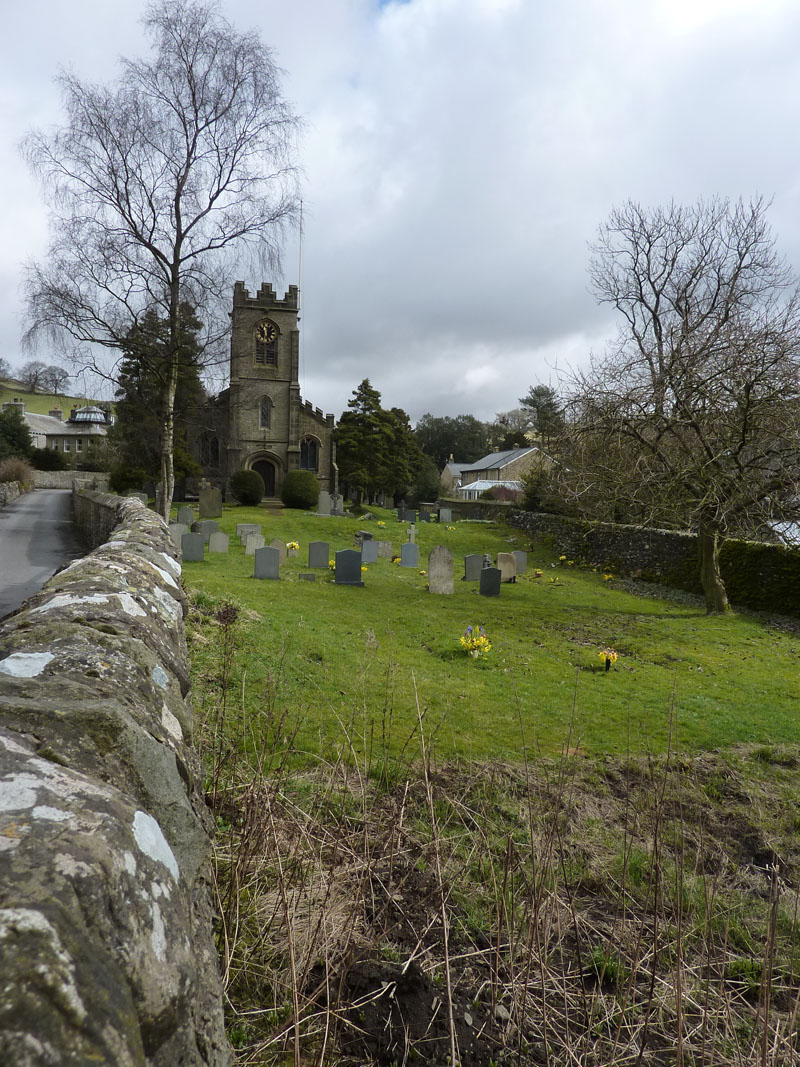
[3,0,800,422]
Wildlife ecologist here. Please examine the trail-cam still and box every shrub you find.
[0,457,34,485]
[231,469,265,506]
[109,463,149,494]
[30,447,68,471]
[281,469,319,509]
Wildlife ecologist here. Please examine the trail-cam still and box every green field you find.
[0,378,104,415]
[183,504,800,762]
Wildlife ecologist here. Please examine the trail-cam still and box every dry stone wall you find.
[0,493,231,1065]
[33,470,110,491]
[0,481,23,508]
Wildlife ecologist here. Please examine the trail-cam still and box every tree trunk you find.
[697,526,730,614]
[157,356,178,521]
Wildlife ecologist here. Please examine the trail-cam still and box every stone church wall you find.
[0,493,230,1065]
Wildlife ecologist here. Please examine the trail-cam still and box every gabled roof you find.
[460,447,538,474]
[24,411,107,437]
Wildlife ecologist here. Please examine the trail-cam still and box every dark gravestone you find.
[198,486,222,519]
[463,554,483,581]
[401,542,419,568]
[405,510,417,525]
[479,567,502,597]
[177,506,194,526]
[355,529,373,543]
[254,546,280,580]
[361,539,379,564]
[419,510,431,523]
[512,550,527,575]
[298,573,316,582]
[428,546,454,594]
[195,520,219,545]
[208,532,229,554]
[438,507,452,523]
[308,541,329,568]
[335,549,364,586]
[181,532,204,562]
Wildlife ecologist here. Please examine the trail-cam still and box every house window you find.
[259,396,272,429]
[63,439,70,452]
[50,439,59,450]
[254,321,278,366]
[76,438,83,452]
[300,437,318,470]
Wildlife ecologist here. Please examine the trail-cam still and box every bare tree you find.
[19,360,49,392]
[23,0,300,517]
[41,364,71,395]
[0,358,11,381]
[557,197,800,613]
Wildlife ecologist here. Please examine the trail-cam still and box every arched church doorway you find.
[251,459,276,497]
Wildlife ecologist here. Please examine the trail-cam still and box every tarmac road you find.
[0,490,85,619]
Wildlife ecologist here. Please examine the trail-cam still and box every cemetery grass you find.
[184,507,800,1064]
[183,504,800,765]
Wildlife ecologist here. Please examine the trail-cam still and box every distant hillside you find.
[0,379,110,417]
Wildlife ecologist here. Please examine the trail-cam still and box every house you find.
[1,399,112,455]
[440,455,470,495]
[456,446,544,501]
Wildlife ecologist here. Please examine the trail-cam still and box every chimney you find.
[49,407,63,421]
[69,406,78,421]
[2,398,24,414]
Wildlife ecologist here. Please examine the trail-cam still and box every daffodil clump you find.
[599,647,619,672]
[376,520,386,528]
[287,541,299,551]
[602,572,613,582]
[460,624,491,659]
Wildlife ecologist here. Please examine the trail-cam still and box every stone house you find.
[440,456,470,495]
[2,398,112,456]
[200,282,336,499]
[456,446,545,500]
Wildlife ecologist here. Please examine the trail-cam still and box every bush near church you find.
[31,447,68,471]
[281,469,319,510]
[231,469,265,506]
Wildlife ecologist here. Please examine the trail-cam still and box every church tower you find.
[224,282,335,498]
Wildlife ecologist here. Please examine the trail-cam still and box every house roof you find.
[24,411,108,437]
[460,447,538,474]
[458,479,523,493]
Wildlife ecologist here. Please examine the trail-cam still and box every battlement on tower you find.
[233,280,298,310]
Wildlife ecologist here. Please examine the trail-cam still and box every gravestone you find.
[317,491,332,516]
[479,567,502,597]
[355,529,373,544]
[168,523,188,547]
[196,520,219,544]
[330,493,345,516]
[512,550,527,575]
[298,573,316,582]
[377,540,393,558]
[254,546,280,580]
[244,533,265,555]
[181,532,204,562]
[407,526,416,544]
[419,510,431,523]
[177,506,194,526]
[335,549,365,586]
[237,523,261,543]
[269,539,287,565]
[496,552,517,583]
[405,510,417,525]
[428,546,454,594]
[287,545,299,557]
[438,507,452,523]
[401,542,419,568]
[462,554,483,581]
[361,539,379,564]
[198,486,222,519]
[308,541,330,568]
[209,532,229,554]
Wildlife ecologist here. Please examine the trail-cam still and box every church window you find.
[260,396,273,429]
[300,436,319,470]
[200,433,220,467]
[255,321,278,365]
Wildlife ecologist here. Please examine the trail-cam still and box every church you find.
[201,282,336,499]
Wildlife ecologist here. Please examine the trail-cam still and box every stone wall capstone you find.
[0,494,230,1065]
[33,470,110,491]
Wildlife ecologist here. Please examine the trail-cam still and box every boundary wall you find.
[0,481,23,508]
[0,491,231,1065]
[509,510,800,616]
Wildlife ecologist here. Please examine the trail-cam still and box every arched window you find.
[260,396,272,429]
[300,437,319,470]
[201,434,220,467]
[254,321,278,365]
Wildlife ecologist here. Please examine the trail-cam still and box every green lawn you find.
[183,504,800,762]
[0,379,103,414]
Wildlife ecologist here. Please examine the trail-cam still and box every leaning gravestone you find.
[177,506,194,526]
[254,546,280,580]
[401,542,419,568]
[428,546,454,594]
[209,532,229,554]
[438,507,452,523]
[361,539,379,564]
[512,550,527,575]
[198,486,222,519]
[269,539,287,565]
[463,553,483,581]
[377,540,393,558]
[168,522,188,547]
[308,541,330,568]
[480,567,502,597]
[335,549,365,586]
[317,491,332,516]
[181,532,205,562]
[244,533,265,555]
[237,523,261,543]
[496,552,517,583]
[195,520,219,544]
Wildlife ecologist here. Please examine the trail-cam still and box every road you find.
[0,490,85,619]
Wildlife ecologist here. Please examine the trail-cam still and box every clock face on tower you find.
[256,322,277,344]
